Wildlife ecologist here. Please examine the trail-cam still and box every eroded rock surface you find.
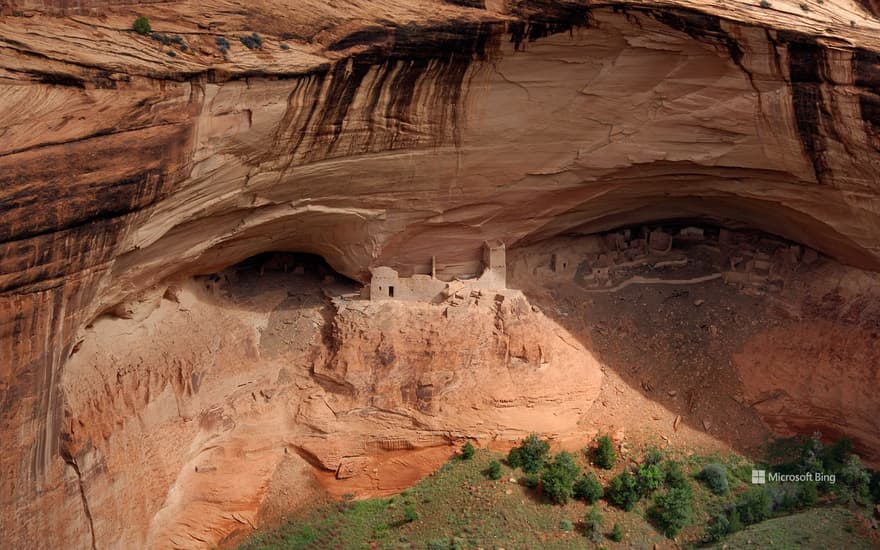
[54,265,599,548]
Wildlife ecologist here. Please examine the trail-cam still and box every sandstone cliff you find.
[2,0,880,547]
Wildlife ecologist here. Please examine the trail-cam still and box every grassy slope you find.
[707,506,876,550]
[238,448,877,550]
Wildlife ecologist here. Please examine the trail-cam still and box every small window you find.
[389,286,395,297]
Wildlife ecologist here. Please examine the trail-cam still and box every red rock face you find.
[4,0,173,15]
[1,1,880,547]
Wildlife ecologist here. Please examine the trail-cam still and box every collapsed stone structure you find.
[370,241,506,302]
[547,225,817,293]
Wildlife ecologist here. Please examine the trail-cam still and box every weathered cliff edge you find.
[2,0,880,547]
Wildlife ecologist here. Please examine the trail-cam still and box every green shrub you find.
[800,480,819,506]
[584,506,604,543]
[517,434,551,474]
[736,486,771,525]
[594,435,616,470]
[541,452,581,504]
[610,522,624,542]
[403,504,419,523]
[700,463,729,495]
[133,16,151,36]
[644,447,663,466]
[664,461,689,491]
[461,442,475,460]
[559,518,573,532]
[607,470,639,511]
[649,486,694,538]
[506,447,522,469]
[705,510,731,542]
[487,460,502,480]
[765,483,798,513]
[839,455,871,503]
[523,473,540,489]
[574,472,604,503]
[636,464,665,495]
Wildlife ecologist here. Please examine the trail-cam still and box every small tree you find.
[650,486,694,538]
[487,460,502,480]
[607,470,639,511]
[610,522,624,542]
[636,463,666,495]
[133,16,151,36]
[595,435,616,470]
[839,455,871,503]
[518,433,551,474]
[461,441,475,460]
[699,463,729,495]
[583,506,604,543]
[541,452,580,504]
[574,472,604,503]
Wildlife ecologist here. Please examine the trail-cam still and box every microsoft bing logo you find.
[751,469,766,484]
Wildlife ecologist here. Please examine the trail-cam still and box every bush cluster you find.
[216,36,231,55]
[649,485,694,538]
[240,32,264,50]
[540,452,580,504]
[607,470,639,511]
[699,463,729,495]
[636,463,666,495]
[573,472,603,503]
[507,433,550,474]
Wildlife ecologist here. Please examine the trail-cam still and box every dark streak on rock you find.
[327,26,394,52]
[290,21,498,161]
[853,49,880,151]
[31,70,86,88]
[509,0,593,52]
[854,0,880,18]
[444,0,486,8]
[641,9,834,184]
[780,32,831,183]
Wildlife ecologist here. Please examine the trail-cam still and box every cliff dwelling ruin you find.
[2,0,880,548]
[369,240,507,302]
